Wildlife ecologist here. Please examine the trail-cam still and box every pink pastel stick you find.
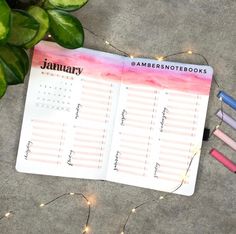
[213,128,236,151]
[210,149,236,173]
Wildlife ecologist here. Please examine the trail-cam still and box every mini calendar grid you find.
[16,41,213,196]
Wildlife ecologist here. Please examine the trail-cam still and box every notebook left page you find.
[16,41,122,180]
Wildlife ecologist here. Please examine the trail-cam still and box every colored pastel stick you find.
[216,109,236,130]
[213,128,236,151]
[217,91,236,111]
[210,148,236,173]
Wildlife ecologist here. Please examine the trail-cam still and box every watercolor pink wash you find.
[32,41,213,95]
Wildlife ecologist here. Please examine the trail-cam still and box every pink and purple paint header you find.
[32,41,213,96]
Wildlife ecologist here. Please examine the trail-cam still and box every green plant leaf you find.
[0,0,11,44]
[7,10,40,46]
[11,46,29,76]
[47,10,84,49]
[43,0,56,10]
[48,0,88,11]
[0,44,27,85]
[25,6,49,48]
[0,62,7,98]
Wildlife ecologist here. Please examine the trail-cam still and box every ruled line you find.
[27,158,61,165]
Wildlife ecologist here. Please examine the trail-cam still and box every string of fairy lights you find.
[1,192,91,234]
[40,193,91,234]
[120,150,199,234]
[0,28,230,234]
[83,27,223,90]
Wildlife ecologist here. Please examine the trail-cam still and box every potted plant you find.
[0,0,88,98]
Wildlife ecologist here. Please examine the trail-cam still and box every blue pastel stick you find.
[217,91,236,111]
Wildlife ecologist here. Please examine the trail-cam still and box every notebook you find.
[16,41,213,196]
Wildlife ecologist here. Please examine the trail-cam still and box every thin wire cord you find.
[40,192,91,234]
[0,193,91,234]
[122,151,197,232]
[84,27,222,90]
[84,27,130,57]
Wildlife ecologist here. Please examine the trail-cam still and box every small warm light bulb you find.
[181,174,187,182]
[131,208,136,213]
[84,226,89,233]
[191,146,200,155]
[105,40,110,45]
[40,203,45,207]
[5,212,11,217]
[87,201,91,205]
[121,232,125,234]
[48,34,52,38]
[130,55,134,59]
[187,50,193,54]
[70,193,75,195]
[159,196,164,200]
[157,56,164,61]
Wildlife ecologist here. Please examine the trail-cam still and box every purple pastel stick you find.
[216,109,236,130]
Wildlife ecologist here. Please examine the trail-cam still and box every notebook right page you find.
[106,58,213,196]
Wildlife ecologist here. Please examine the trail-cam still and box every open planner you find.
[16,41,213,196]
